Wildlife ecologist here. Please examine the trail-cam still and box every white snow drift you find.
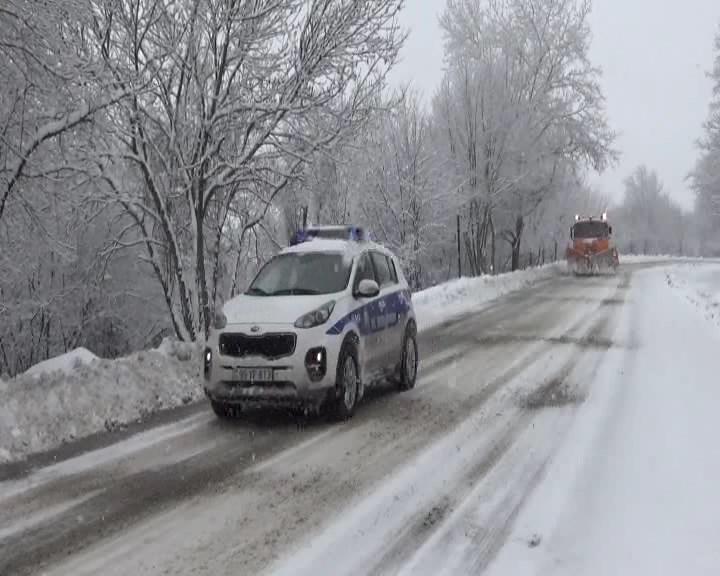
[0,341,202,464]
[24,348,98,378]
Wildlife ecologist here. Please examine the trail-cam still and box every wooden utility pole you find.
[456,214,462,278]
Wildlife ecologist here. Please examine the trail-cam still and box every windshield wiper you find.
[246,287,269,296]
[290,288,321,295]
[268,288,321,296]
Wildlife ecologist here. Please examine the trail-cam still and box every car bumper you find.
[203,323,342,408]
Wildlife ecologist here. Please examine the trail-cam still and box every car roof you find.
[281,238,394,258]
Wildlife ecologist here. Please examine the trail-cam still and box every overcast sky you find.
[390,1,720,211]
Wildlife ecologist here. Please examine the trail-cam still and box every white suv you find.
[203,231,418,420]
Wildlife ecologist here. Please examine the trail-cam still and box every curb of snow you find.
[619,254,709,264]
[0,340,202,464]
[414,263,566,332]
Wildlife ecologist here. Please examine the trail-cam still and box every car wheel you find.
[331,340,360,421]
[211,399,239,420]
[397,322,418,391]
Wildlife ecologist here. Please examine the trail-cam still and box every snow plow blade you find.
[567,249,619,276]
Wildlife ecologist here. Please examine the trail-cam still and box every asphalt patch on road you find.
[533,295,614,304]
[600,297,625,306]
[473,332,617,351]
[422,499,451,530]
[520,377,586,410]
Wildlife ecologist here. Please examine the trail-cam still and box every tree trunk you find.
[511,215,524,271]
[489,211,496,274]
[196,205,209,340]
[457,214,462,278]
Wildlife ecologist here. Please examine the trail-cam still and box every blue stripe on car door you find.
[325,290,411,336]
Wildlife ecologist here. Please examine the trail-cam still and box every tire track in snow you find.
[367,319,613,576]
[391,283,628,576]
[268,302,621,576]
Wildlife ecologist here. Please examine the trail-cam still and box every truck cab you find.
[567,213,619,275]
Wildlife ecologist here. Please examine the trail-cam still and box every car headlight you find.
[213,310,227,329]
[294,301,335,329]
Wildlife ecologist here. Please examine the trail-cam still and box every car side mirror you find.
[355,279,380,299]
[609,226,613,235]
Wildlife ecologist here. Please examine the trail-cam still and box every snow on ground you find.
[24,348,98,378]
[619,254,677,263]
[619,254,712,264]
[665,262,720,330]
[0,342,202,464]
[486,264,720,575]
[413,262,565,331]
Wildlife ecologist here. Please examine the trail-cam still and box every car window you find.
[370,252,393,287]
[387,256,399,284]
[353,252,376,290]
[247,252,352,296]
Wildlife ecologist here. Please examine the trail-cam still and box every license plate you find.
[233,367,274,383]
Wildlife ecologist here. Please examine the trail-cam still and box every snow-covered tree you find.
[433,0,615,272]
[615,166,688,255]
[85,0,405,340]
[0,0,124,224]
[359,92,446,289]
[691,26,720,255]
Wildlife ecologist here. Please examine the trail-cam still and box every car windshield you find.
[573,221,609,239]
[246,252,352,296]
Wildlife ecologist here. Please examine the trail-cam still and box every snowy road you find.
[2,262,720,576]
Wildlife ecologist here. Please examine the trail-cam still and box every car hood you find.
[223,294,336,325]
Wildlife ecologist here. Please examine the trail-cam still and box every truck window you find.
[573,221,609,239]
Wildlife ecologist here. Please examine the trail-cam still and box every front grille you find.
[219,333,296,360]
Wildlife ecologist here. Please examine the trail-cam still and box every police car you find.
[203,226,418,420]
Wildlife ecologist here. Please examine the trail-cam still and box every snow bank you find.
[155,337,197,362]
[24,348,98,378]
[0,343,202,464]
[619,254,711,264]
[414,263,565,332]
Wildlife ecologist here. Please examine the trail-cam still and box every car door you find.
[369,251,403,372]
[352,251,382,374]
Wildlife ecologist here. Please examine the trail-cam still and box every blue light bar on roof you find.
[289,225,368,246]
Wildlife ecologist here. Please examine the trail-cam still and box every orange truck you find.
[566,213,619,275]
